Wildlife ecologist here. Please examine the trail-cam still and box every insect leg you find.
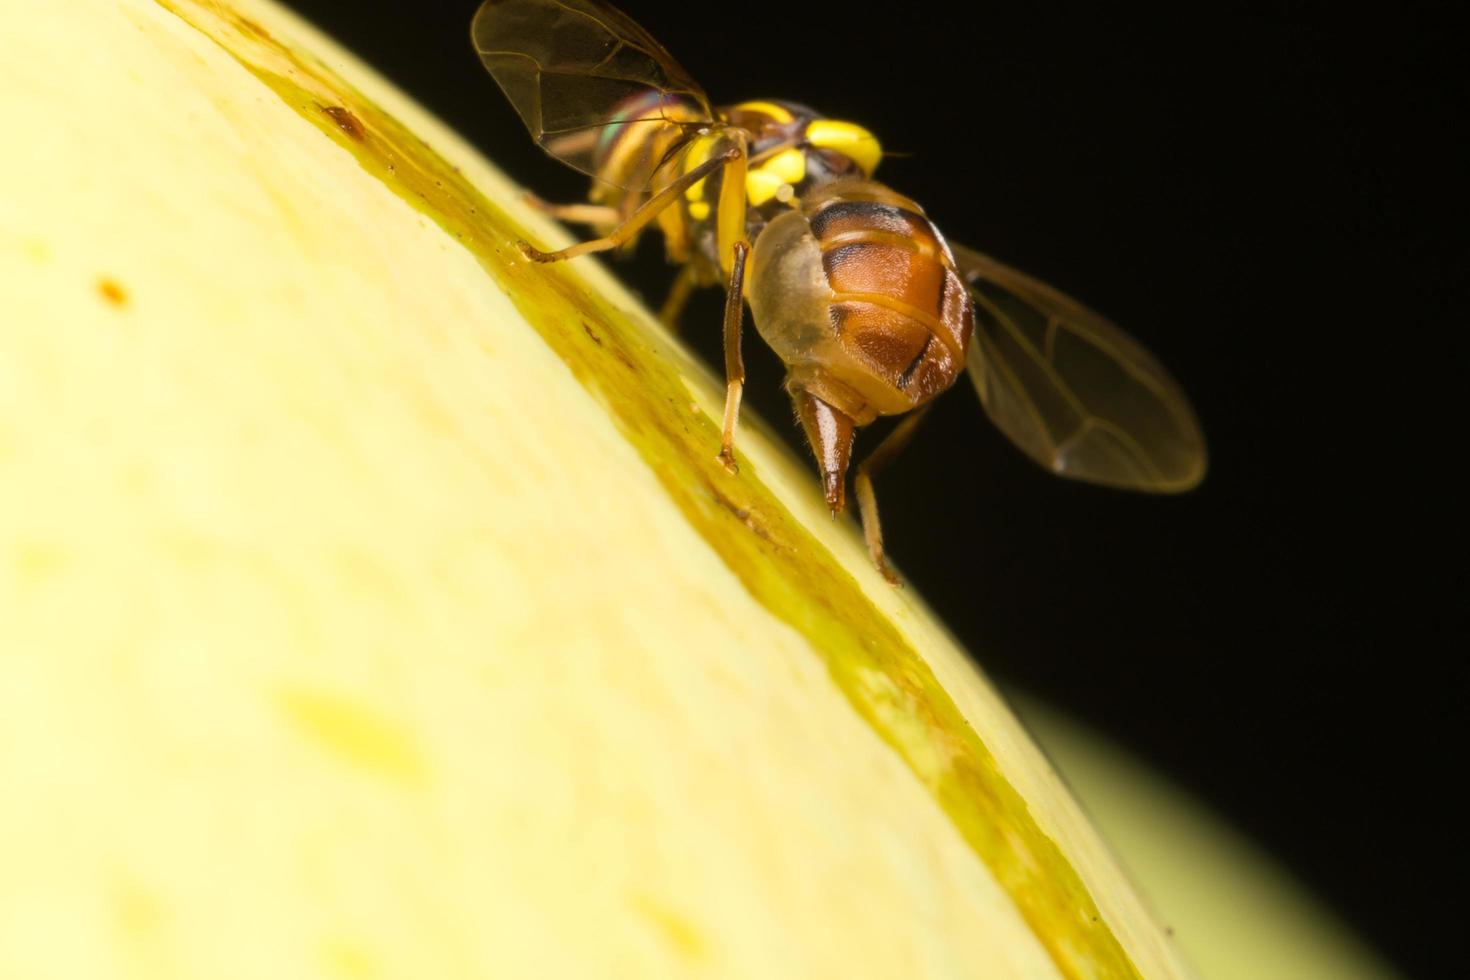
[658,265,699,331]
[518,148,743,263]
[521,191,620,228]
[853,405,934,585]
[716,240,750,473]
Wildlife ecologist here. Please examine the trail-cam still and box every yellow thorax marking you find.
[681,135,718,221]
[746,146,807,206]
[731,100,795,123]
[807,119,882,177]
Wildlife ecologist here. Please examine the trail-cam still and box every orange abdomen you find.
[747,180,973,424]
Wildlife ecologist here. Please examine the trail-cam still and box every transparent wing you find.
[471,0,713,182]
[951,243,1207,492]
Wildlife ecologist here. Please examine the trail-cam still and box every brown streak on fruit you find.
[709,483,774,544]
[321,105,366,142]
[97,278,129,307]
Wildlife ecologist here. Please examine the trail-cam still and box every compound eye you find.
[806,120,882,177]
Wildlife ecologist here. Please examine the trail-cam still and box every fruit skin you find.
[0,1,1190,977]
[1018,699,1402,980]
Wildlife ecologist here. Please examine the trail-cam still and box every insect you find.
[472,0,1206,582]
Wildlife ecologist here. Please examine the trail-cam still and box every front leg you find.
[716,240,750,473]
[521,191,620,229]
[519,147,743,264]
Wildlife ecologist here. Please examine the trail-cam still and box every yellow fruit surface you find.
[1,1,1192,977]
[1019,699,1402,980]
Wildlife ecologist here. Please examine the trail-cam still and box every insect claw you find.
[717,448,739,474]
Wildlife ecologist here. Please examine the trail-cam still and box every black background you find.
[281,1,1455,975]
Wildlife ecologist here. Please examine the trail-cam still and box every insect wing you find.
[472,0,713,182]
[951,244,1207,492]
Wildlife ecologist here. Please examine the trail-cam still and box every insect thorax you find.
[586,94,889,272]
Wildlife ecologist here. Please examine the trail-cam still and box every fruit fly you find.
[472,0,1207,582]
